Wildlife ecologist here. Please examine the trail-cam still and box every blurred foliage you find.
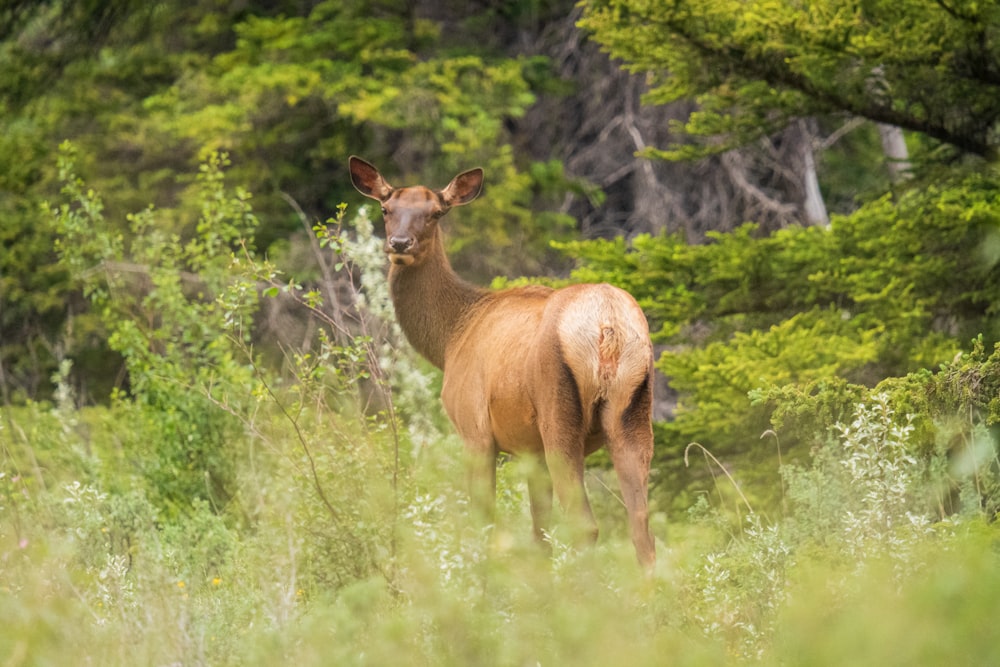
[0,0,578,402]
[50,144,261,516]
[2,349,999,665]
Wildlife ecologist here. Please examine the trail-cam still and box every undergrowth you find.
[1,148,998,665]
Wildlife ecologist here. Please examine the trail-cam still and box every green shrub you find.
[50,144,261,516]
[560,170,1000,512]
[772,524,1000,666]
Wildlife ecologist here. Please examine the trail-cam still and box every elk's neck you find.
[388,238,486,370]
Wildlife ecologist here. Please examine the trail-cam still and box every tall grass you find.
[2,149,998,665]
[3,392,1000,666]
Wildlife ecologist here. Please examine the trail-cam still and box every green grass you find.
[2,396,999,667]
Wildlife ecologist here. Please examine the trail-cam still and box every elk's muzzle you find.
[386,236,416,265]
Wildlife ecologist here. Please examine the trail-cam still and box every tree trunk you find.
[799,119,829,226]
[878,123,910,182]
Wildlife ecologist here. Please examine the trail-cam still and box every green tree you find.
[0,0,573,402]
[560,168,1000,508]
[580,0,1000,159]
[0,0,250,401]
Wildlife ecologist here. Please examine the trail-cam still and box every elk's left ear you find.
[349,156,393,201]
[440,168,484,207]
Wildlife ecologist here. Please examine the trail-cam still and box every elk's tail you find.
[597,324,620,390]
[556,283,653,406]
[593,296,651,401]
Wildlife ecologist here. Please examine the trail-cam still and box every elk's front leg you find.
[441,380,498,524]
[525,454,553,545]
[464,441,498,525]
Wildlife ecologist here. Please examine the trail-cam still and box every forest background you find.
[2,1,1000,665]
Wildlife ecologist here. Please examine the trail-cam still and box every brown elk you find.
[349,156,656,570]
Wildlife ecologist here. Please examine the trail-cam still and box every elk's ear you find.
[349,156,393,200]
[440,168,484,207]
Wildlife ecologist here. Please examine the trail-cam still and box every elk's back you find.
[440,283,651,457]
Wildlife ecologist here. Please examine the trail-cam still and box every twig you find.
[817,116,866,150]
[684,442,754,514]
[761,429,787,513]
[253,365,343,523]
[587,470,627,509]
[279,191,349,336]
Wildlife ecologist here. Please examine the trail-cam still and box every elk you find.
[349,156,656,570]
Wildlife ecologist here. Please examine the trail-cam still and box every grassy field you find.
[2,391,999,667]
[5,164,998,664]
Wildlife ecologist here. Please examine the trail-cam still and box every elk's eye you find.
[380,206,388,216]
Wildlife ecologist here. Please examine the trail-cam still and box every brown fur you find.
[349,156,656,570]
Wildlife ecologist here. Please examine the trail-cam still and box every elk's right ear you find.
[349,156,393,200]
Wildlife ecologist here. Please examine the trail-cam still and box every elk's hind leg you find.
[542,440,598,547]
[537,361,599,547]
[603,375,656,572]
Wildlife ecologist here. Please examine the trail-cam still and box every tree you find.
[0,0,571,402]
[557,168,1000,507]
[580,0,1000,159]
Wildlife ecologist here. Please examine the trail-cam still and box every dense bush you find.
[558,168,1000,511]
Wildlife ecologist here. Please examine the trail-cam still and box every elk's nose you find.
[388,236,413,253]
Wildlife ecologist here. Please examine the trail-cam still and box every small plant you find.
[781,393,934,573]
[679,392,954,658]
[52,144,260,516]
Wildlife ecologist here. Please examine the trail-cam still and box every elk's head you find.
[349,156,484,267]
